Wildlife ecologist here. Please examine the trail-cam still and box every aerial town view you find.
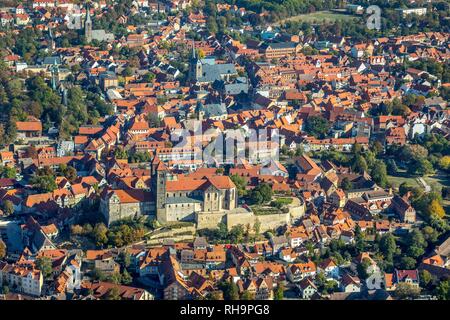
[0,0,449,307]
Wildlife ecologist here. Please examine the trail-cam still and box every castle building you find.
[151,156,237,224]
[100,188,155,225]
[100,155,237,226]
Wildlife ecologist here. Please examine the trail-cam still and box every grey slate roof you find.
[204,103,227,118]
[224,82,249,95]
[197,63,237,83]
[165,196,202,204]
[266,42,297,49]
[43,56,61,65]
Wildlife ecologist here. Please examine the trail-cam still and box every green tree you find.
[90,268,107,281]
[357,258,371,280]
[354,225,366,253]
[406,230,427,259]
[371,160,389,187]
[219,281,239,300]
[93,223,108,247]
[386,159,398,175]
[142,72,155,83]
[29,175,57,193]
[35,257,53,280]
[427,199,445,219]
[1,200,14,216]
[400,256,417,269]
[82,224,93,235]
[0,239,6,259]
[249,183,272,205]
[121,269,132,285]
[408,158,434,176]
[217,222,228,239]
[253,219,261,236]
[379,233,396,261]
[122,66,133,77]
[435,280,450,300]
[400,144,428,162]
[206,291,223,300]
[422,226,439,244]
[340,177,353,191]
[229,225,245,244]
[119,251,131,269]
[230,174,247,197]
[395,283,420,299]
[399,182,413,197]
[61,165,77,182]
[147,113,161,128]
[352,155,368,174]
[295,146,304,156]
[274,283,284,300]
[109,271,122,285]
[0,166,16,179]
[206,16,218,34]
[371,141,384,156]
[439,156,450,172]
[107,286,121,300]
[419,270,433,289]
[305,116,331,139]
[240,290,255,300]
[250,191,263,205]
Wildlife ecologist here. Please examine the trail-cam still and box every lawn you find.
[387,173,421,190]
[273,197,293,206]
[388,171,450,190]
[279,11,360,25]
[423,171,450,189]
[251,205,283,215]
[387,170,450,213]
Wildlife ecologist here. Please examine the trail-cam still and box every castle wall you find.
[288,200,306,221]
[165,202,202,222]
[196,211,290,233]
[196,212,227,230]
[226,212,290,233]
[196,198,305,232]
[102,199,155,225]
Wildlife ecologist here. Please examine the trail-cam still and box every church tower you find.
[195,101,205,121]
[84,6,93,44]
[48,26,55,50]
[51,61,59,90]
[151,155,168,223]
[189,41,202,82]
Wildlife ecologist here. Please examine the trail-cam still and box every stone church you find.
[84,6,114,43]
[152,156,237,223]
[101,155,237,225]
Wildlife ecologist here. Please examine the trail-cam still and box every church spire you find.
[84,4,93,43]
[189,40,202,82]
